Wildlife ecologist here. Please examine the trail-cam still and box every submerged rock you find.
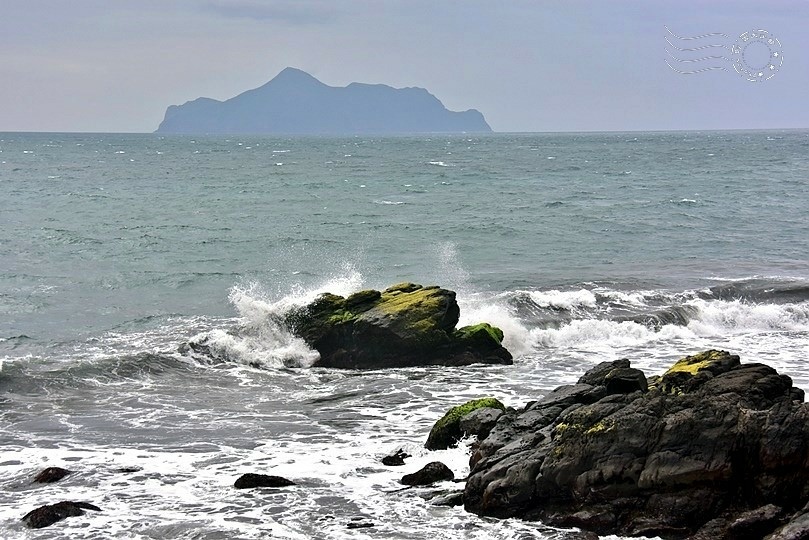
[425,397,506,450]
[401,461,454,486]
[284,283,512,369]
[234,473,295,489]
[33,467,71,484]
[464,351,809,539]
[22,501,100,529]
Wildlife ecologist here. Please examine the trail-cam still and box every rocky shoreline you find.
[461,350,809,539]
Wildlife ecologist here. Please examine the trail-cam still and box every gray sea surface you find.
[1,131,808,538]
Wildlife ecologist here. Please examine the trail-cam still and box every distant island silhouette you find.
[155,67,492,135]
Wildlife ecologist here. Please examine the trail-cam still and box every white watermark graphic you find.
[665,26,783,82]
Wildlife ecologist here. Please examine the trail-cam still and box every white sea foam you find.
[187,269,366,369]
[524,289,598,310]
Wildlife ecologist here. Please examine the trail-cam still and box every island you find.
[155,67,492,134]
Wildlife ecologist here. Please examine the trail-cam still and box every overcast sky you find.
[1,0,807,133]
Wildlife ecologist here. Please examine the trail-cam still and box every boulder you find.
[234,473,295,489]
[401,461,454,486]
[284,283,512,368]
[426,397,506,450]
[464,350,809,539]
[22,501,100,529]
[33,467,71,484]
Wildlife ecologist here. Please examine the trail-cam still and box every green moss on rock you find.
[656,350,741,394]
[454,323,504,347]
[425,397,506,450]
[344,289,381,311]
[283,282,512,368]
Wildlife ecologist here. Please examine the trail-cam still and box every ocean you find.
[1,131,808,539]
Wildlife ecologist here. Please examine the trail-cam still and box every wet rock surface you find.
[463,351,809,539]
[234,473,295,489]
[22,501,101,529]
[426,397,506,450]
[284,283,512,368]
[32,466,71,484]
[401,461,454,486]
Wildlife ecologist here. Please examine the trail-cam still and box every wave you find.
[184,273,809,368]
[181,270,366,369]
[10,271,803,378]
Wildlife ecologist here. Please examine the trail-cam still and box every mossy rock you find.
[453,323,504,348]
[283,283,512,369]
[657,350,741,394]
[344,289,381,311]
[384,282,423,294]
[426,397,506,450]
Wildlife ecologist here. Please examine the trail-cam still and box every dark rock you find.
[33,467,71,484]
[426,397,506,450]
[458,407,504,442]
[603,367,648,395]
[401,462,454,486]
[728,504,786,539]
[766,503,809,540]
[464,350,809,539]
[429,490,465,507]
[382,449,411,466]
[234,473,295,489]
[284,283,512,369]
[22,501,101,529]
[346,521,375,529]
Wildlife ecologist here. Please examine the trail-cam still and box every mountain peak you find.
[270,67,322,84]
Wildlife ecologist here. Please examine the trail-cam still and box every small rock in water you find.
[400,461,454,486]
[33,467,71,484]
[381,449,411,466]
[428,490,464,507]
[22,501,101,529]
[234,473,295,489]
[347,521,375,529]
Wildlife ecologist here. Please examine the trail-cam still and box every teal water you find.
[1,131,808,539]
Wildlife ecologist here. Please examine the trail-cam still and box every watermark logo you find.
[665,26,783,82]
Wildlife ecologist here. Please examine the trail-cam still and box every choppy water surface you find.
[1,131,808,539]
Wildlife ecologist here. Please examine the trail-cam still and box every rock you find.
[33,467,71,484]
[346,521,375,529]
[22,501,101,529]
[459,407,504,442]
[428,490,465,507]
[464,350,809,539]
[401,461,454,486]
[766,503,809,540]
[234,473,295,489]
[284,283,512,369]
[426,397,506,450]
[382,449,411,466]
[727,505,786,539]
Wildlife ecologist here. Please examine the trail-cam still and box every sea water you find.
[1,131,808,539]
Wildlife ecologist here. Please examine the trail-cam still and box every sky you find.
[1,0,808,133]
